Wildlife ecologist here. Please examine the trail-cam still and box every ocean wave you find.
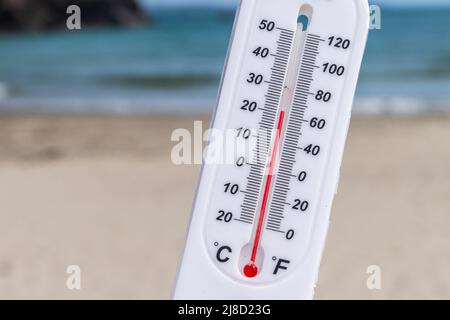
[354,97,450,115]
[360,55,450,82]
[0,83,8,100]
[1,96,449,116]
[99,73,219,89]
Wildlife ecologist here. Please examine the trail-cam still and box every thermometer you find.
[174,0,369,299]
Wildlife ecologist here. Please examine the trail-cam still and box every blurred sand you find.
[0,115,449,299]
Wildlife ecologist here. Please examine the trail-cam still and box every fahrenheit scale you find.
[174,0,369,299]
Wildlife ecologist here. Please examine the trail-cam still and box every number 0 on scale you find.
[174,0,369,299]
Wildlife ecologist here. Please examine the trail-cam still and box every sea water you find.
[0,8,449,115]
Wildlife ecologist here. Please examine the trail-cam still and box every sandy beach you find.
[0,115,449,299]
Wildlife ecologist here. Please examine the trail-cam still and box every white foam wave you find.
[0,96,449,115]
[354,96,450,115]
[0,83,8,100]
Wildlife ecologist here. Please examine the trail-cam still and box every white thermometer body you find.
[174,0,369,299]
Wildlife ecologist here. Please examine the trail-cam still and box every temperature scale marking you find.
[266,34,321,234]
[238,28,295,226]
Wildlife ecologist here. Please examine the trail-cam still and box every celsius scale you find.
[174,0,369,299]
